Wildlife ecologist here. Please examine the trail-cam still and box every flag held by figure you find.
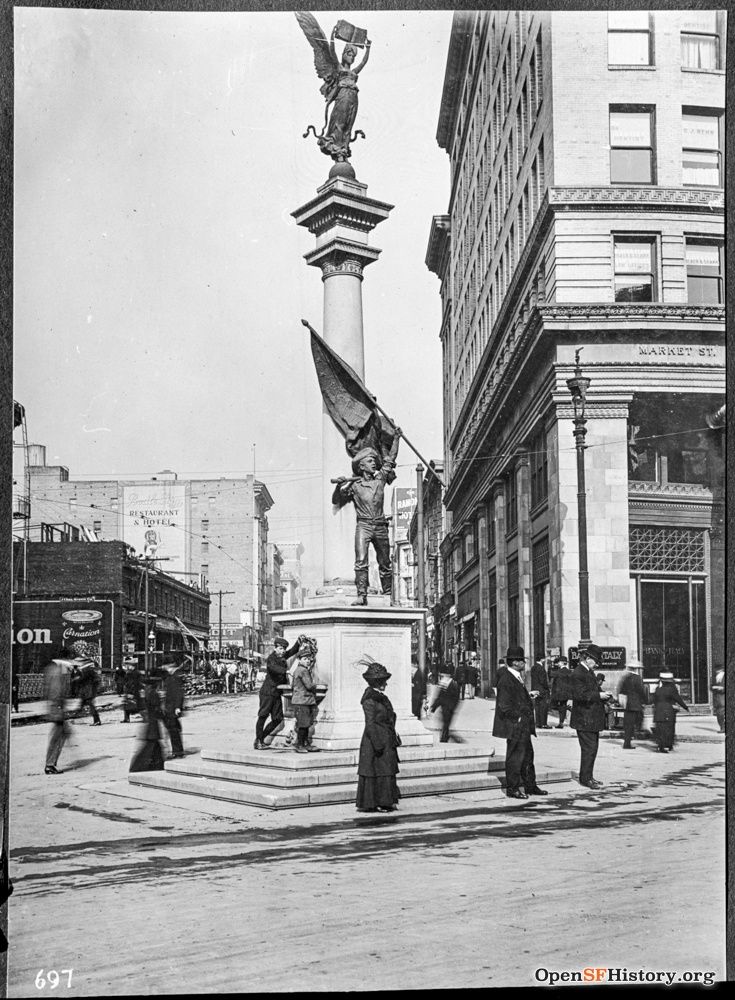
[305,321,397,464]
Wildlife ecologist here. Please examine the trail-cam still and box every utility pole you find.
[416,464,426,677]
[215,590,235,657]
[130,556,170,676]
[567,350,591,648]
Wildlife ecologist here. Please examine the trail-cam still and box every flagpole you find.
[302,319,445,489]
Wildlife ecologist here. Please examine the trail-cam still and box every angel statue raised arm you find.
[295,12,371,165]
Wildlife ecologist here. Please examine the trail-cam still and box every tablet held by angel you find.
[295,12,371,164]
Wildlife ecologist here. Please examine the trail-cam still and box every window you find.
[681,12,721,70]
[682,110,722,186]
[608,11,652,66]
[530,430,549,508]
[614,237,656,302]
[610,107,655,183]
[201,541,209,554]
[464,525,475,564]
[506,468,518,533]
[201,519,209,532]
[507,557,519,647]
[686,240,724,304]
[92,520,102,534]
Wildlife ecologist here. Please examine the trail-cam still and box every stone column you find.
[551,391,636,655]
[476,500,490,696]
[516,450,533,658]
[292,174,393,587]
[492,479,508,656]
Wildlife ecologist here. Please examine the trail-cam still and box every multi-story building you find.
[12,539,210,680]
[408,462,447,674]
[428,10,725,703]
[275,541,305,609]
[25,445,276,650]
[391,487,418,606]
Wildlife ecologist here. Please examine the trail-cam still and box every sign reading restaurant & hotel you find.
[121,481,187,575]
[392,487,417,543]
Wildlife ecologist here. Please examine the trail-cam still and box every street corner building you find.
[425,10,725,706]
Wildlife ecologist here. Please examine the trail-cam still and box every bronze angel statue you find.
[295,12,371,163]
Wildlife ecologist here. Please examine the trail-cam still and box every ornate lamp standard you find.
[566,350,591,647]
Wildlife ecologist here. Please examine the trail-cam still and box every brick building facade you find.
[428,10,725,702]
[12,540,210,676]
[25,447,275,648]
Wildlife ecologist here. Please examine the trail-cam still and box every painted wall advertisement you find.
[121,481,188,575]
[12,599,114,673]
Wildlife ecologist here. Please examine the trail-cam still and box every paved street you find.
[7,694,725,994]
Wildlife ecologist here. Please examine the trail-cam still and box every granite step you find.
[128,761,574,810]
[201,743,490,770]
[163,754,506,789]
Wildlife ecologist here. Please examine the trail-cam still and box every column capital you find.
[551,393,633,421]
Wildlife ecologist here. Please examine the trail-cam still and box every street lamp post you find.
[566,349,592,648]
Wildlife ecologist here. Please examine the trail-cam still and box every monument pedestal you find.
[270,603,433,751]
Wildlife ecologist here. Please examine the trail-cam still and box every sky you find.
[13,5,453,587]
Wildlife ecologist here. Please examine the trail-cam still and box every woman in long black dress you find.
[652,671,689,752]
[356,662,401,813]
[129,674,165,772]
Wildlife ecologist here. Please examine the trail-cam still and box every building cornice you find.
[436,11,475,151]
[425,215,451,277]
[549,186,724,213]
[539,303,725,326]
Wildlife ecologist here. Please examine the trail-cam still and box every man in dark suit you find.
[530,657,551,729]
[617,665,648,749]
[492,645,548,800]
[570,643,612,788]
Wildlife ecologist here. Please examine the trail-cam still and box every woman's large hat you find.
[659,671,674,680]
[362,662,391,684]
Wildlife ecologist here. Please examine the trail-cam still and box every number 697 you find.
[35,970,74,989]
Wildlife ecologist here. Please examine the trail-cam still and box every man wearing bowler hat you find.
[492,645,548,799]
[570,643,613,788]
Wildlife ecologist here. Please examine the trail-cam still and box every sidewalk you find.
[13,689,724,743]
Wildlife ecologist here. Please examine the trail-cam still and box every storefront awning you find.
[459,611,476,624]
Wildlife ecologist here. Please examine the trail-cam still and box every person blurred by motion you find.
[570,644,613,789]
[291,646,320,753]
[75,657,102,725]
[113,662,126,697]
[652,672,689,752]
[43,649,74,774]
[254,636,300,749]
[550,655,572,727]
[455,660,467,701]
[356,661,401,812]
[129,673,166,772]
[122,658,143,722]
[162,653,186,760]
[411,658,426,719]
[531,657,552,729]
[711,667,725,733]
[617,664,648,749]
[430,669,461,742]
[492,645,547,799]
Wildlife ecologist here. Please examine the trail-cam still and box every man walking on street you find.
[44,650,74,775]
[163,654,186,759]
[531,657,551,729]
[550,656,572,728]
[571,644,612,788]
[617,664,648,749]
[430,670,460,742]
[254,636,301,749]
[75,658,102,725]
[492,645,547,799]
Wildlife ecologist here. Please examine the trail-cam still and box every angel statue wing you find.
[294,11,340,97]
